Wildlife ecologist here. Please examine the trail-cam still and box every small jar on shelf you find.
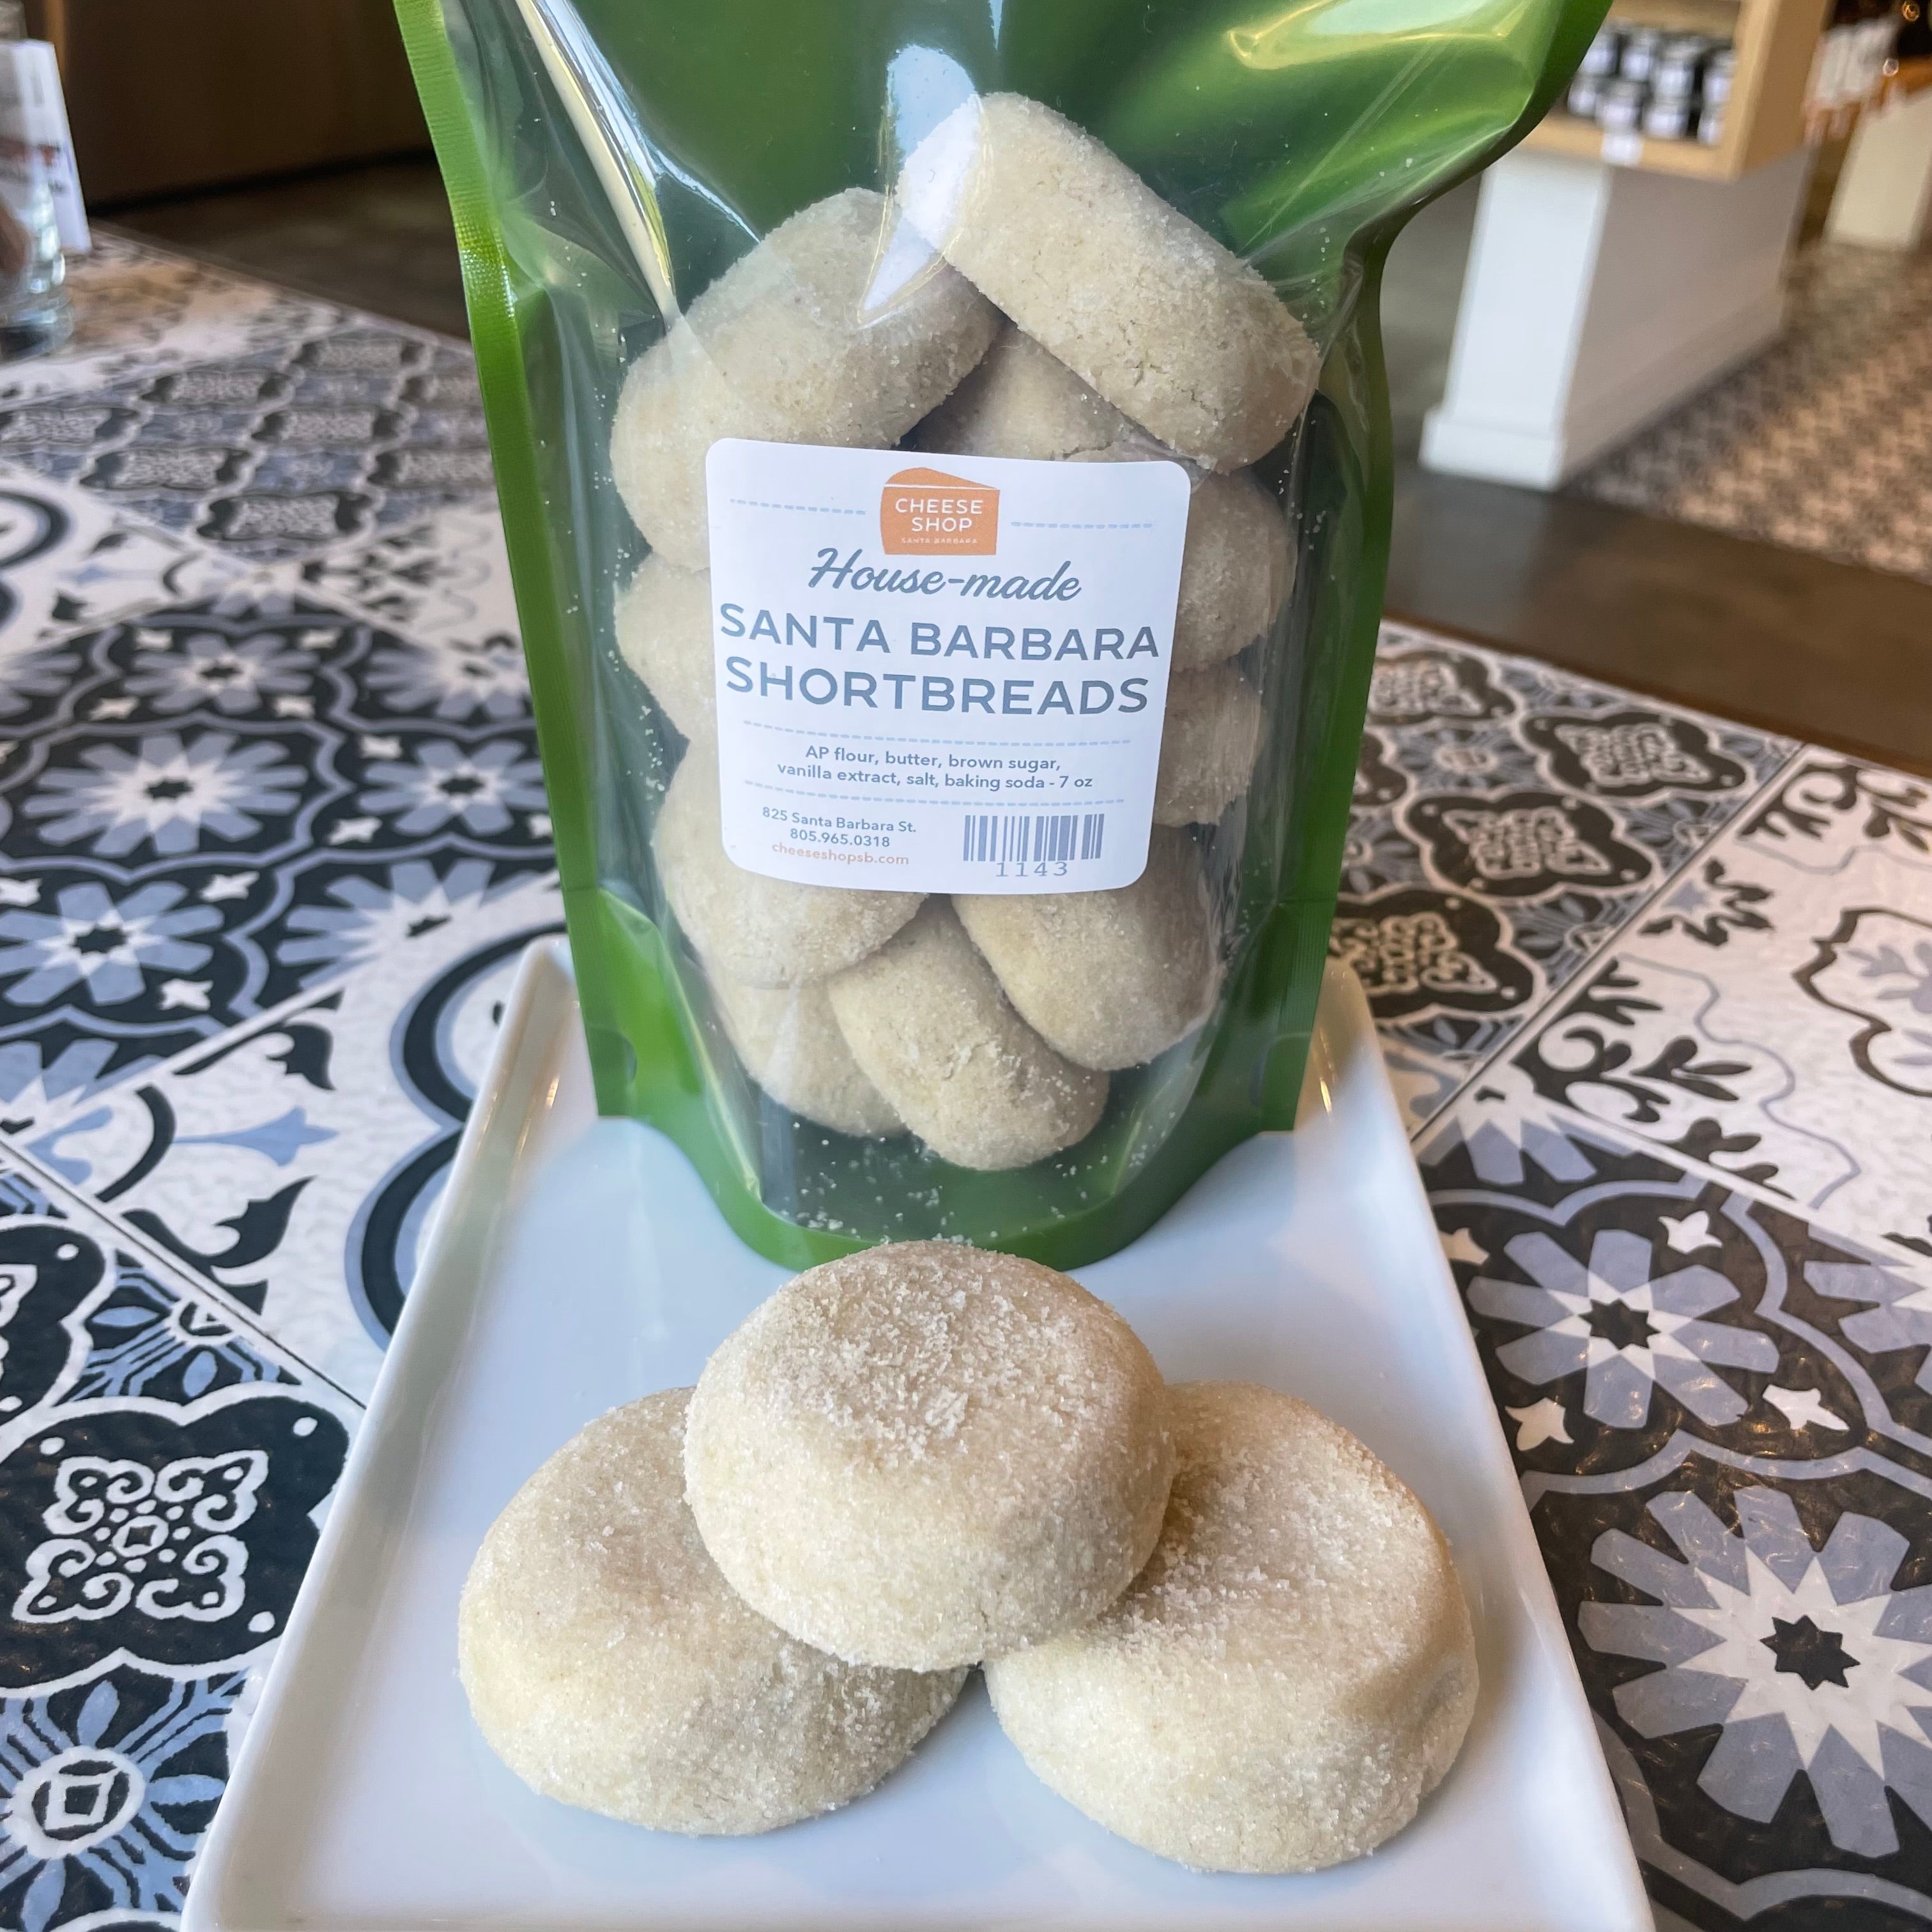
[1618,26,1666,82]
[1579,24,1625,75]
[1652,33,1715,101]
[1568,70,1606,116]
[1598,76,1650,131]
[1642,89,1697,137]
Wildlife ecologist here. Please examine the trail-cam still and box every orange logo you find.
[879,467,999,555]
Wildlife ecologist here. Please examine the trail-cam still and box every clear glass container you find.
[0,171,72,358]
[0,10,73,362]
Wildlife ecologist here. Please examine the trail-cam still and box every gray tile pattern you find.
[1573,243,1932,586]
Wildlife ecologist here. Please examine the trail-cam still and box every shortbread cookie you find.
[913,330,1293,670]
[910,321,1138,462]
[615,555,716,744]
[1154,664,1263,826]
[709,967,905,1137]
[1168,467,1292,673]
[954,827,1220,1070]
[898,96,1319,470]
[684,1243,1174,1669]
[654,747,923,986]
[986,1381,1478,1872]
[611,188,999,566]
[459,1390,965,1835]
[825,900,1107,1169]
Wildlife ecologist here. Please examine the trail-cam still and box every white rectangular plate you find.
[187,940,1652,1932]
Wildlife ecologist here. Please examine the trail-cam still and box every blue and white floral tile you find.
[1581,1460,1932,1929]
[1568,1456,1932,1926]
[0,559,556,1397]
[0,588,551,1113]
[1510,753,1932,1271]
[0,315,490,565]
[0,1144,355,1932]
[1,1666,247,1932]
[0,234,342,410]
[0,463,248,673]
[1333,627,1797,1131]
[20,868,563,1399]
[1423,1092,1932,1922]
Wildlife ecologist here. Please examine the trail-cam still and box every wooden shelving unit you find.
[1524,0,1831,180]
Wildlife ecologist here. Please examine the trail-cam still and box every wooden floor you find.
[1390,465,1932,776]
[109,157,1932,774]
[111,156,472,340]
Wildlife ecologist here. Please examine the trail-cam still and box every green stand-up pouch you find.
[395,0,1602,1268]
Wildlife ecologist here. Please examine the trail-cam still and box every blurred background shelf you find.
[1524,111,1739,174]
[1524,0,1829,179]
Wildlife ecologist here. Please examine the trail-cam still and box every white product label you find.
[1600,128,1644,167]
[704,439,1190,894]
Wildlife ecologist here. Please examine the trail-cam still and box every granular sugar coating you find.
[1071,446,1292,673]
[954,827,1220,1070]
[615,555,716,744]
[910,321,1138,461]
[898,95,1319,470]
[985,1381,1478,1873]
[1169,467,1292,673]
[654,747,923,986]
[1155,664,1263,826]
[684,1243,1174,1670]
[610,188,999,567]
[914,327,1291,671]
[709,967,905,1138]
[825,900,1107,1169]
[457,1389,965,1836]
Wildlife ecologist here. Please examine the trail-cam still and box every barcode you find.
[961,813,1105,864]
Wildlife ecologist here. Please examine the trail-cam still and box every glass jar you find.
[1618,27,1664,80]
[1579,26,1623,74]
[0,22,72,360]
[1598,77,1650,131]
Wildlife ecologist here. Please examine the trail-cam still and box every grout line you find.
[0,1131,367,1411]
[1422,1080,1932,1282]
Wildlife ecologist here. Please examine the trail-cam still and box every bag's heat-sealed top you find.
[396,0,1604,1268]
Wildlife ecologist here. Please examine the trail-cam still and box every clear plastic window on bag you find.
[397,0,1603,1268]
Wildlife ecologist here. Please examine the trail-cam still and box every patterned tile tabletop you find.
[0,234,1928,1931]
